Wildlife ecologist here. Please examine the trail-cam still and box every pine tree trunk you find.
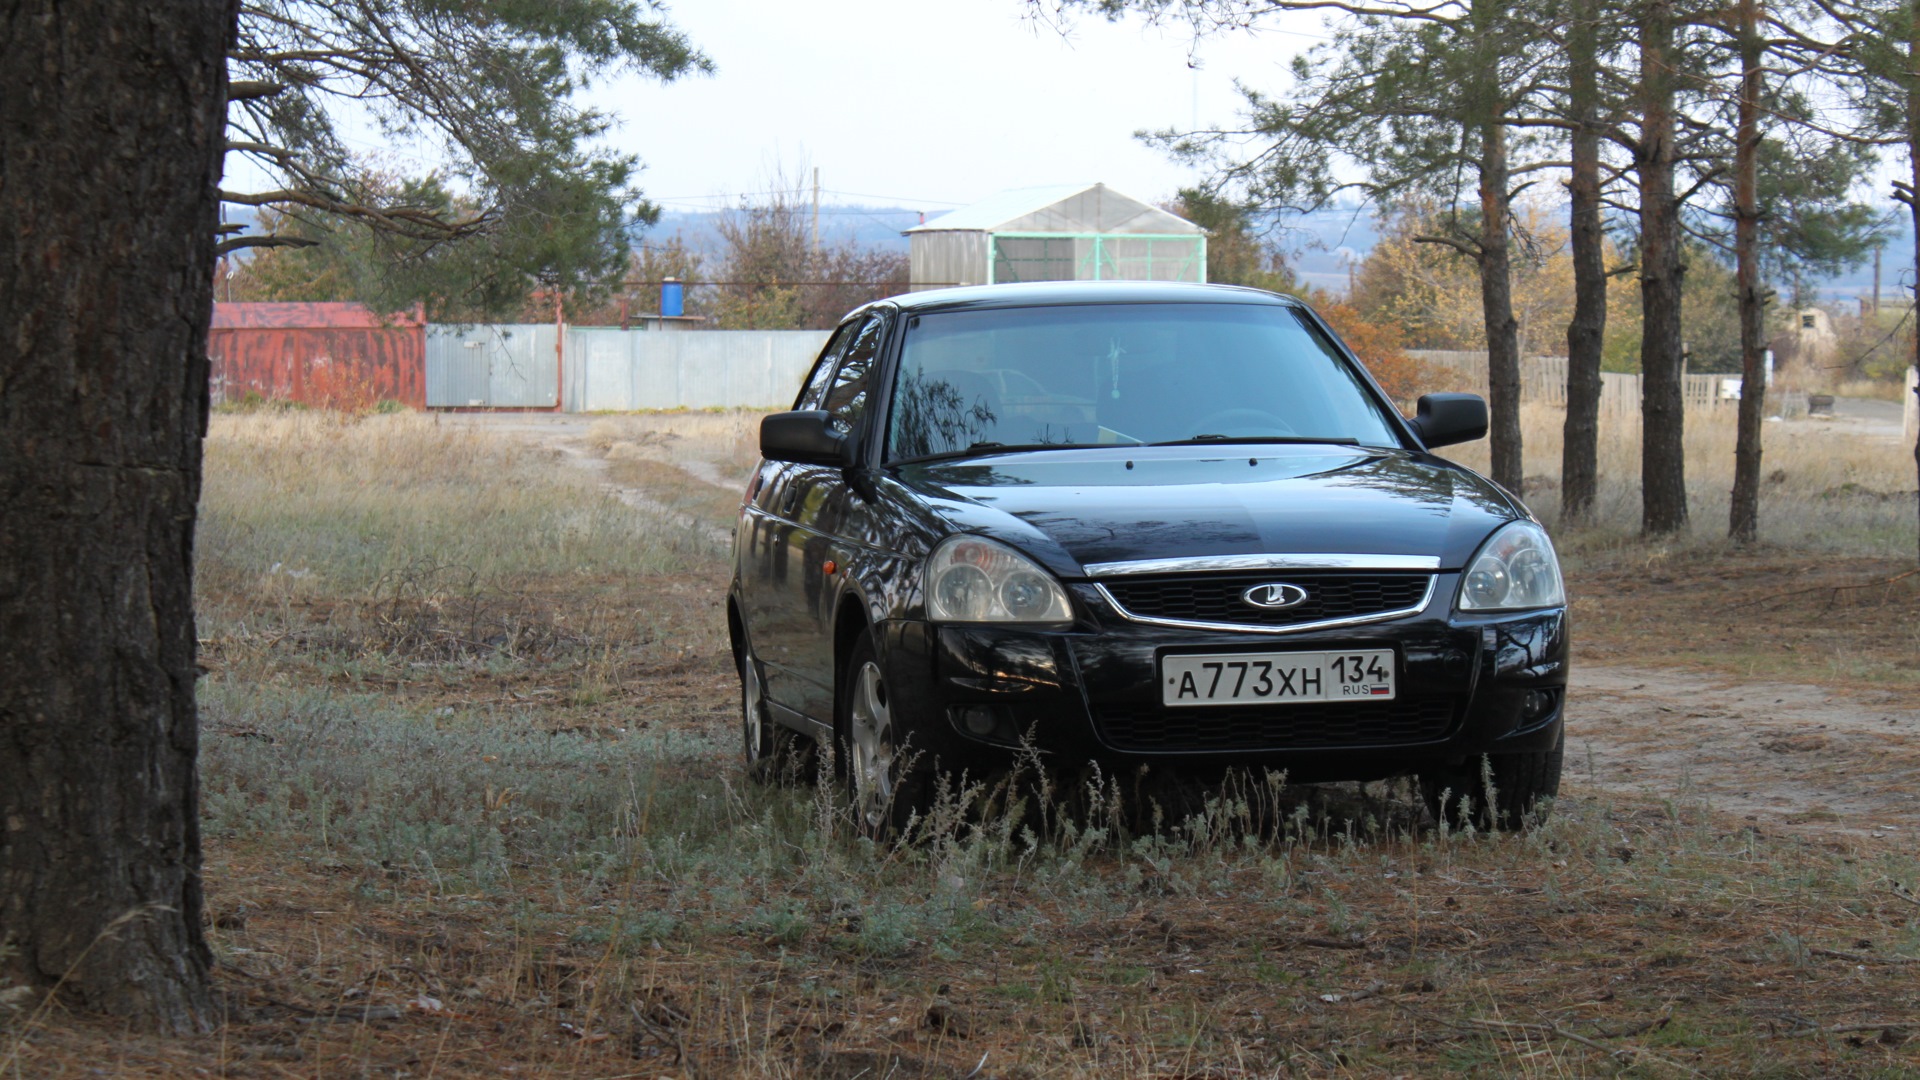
[1469,0,1522,494]
[1480,119,1524,494]
[0,0,232,1033]
[1910,6,1920,566]
[1561,1,1606,525]
[1728,0,1767,544]
[1637,0,1690,536]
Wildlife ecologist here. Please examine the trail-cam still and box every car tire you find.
[839,630,931,839]
[1419,733,1562,832]
[738,635,814,785]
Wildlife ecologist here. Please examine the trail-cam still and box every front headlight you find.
[925,536,1073,626]
[1457,522,1565,611]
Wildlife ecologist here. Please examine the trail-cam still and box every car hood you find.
[890,445,1523,576]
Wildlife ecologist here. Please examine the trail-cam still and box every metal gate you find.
[425,324,559,407]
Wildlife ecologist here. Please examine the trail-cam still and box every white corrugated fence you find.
[562,328,828,411]
[423,325,830,411]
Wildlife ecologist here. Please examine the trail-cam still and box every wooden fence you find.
[1407,351,1728,416]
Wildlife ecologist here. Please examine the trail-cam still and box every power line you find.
[651,186,968,210]
[823,188,967,207]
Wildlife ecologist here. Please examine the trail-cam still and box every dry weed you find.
[1439,403,1915,553]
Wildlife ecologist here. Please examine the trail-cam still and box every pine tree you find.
[222,0,709,317]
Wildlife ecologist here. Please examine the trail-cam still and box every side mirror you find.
[1408,393,1488,449]
[761,410,852,467]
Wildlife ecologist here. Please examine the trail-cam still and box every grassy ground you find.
[4,409,1919,1077]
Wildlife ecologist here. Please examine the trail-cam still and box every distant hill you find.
[634,202,1380,293]
[1804,212,1913,305]
[640,206,925,259]
[243,195,1906,306]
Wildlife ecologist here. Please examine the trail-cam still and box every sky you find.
[596,0,1332,221]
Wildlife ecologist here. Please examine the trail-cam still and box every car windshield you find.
[884,303,1403,462]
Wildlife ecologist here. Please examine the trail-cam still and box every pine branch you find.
[1413,233,1482,260]
[215,235,322,256]
[227,79,285,101]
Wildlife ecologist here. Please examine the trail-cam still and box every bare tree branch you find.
[1413,233,1482,260]
[216,234,321,256]
[226,79,285,100]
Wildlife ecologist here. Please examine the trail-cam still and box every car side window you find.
[823,313,887,434]
[795,323,860,411]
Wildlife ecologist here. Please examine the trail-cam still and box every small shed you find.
[905,183,1206,290]
[210,302,426,409]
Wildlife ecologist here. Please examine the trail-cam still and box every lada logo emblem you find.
[1242,582,1309,610]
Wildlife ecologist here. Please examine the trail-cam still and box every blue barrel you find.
[661,278,684,318]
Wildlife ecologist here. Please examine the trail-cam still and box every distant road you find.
[1823,395,1907,442]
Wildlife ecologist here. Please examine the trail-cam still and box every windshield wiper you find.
[891,440,1123,465]
[1150,435,1361,447]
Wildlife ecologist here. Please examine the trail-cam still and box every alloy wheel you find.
[847,659,895,833]
[740,651,766,764]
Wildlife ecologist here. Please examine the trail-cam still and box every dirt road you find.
[1777,394,1912,446]
[1568,665,1920,840]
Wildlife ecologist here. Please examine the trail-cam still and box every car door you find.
[746,312,888,722]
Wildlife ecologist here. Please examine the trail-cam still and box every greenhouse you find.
[905,183,1207,290]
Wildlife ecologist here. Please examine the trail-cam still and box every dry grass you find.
[1439,402,1917,556]
[585,410,764,485]
[7,408,1920,1076]
[199,411,718,595]
[1833,377,1915,403]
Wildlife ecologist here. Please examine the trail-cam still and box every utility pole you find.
[811,167,821,253]
[1874,244,1882,314]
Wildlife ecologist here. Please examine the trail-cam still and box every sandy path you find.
[442,412,737,546]
[1566,663,1920,839]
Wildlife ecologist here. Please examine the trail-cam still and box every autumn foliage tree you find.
[1318,301,1443,406]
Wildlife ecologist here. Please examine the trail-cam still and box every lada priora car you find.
[727,281,1567,833]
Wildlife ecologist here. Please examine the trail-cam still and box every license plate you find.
[1161,649,1396,707]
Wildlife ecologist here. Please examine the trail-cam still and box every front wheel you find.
[840,632,931,838]
[1419,735,1563,832]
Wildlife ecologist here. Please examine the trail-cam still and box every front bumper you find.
[879,575,1567,783]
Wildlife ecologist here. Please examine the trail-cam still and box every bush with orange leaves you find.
[1317,302,1441,409]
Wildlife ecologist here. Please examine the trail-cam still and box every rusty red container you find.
[209,303,426,409]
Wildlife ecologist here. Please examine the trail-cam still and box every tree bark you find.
[1480,119,1524,494]
[1910,3,1920,566]
[1636,0,1690,536]
[1561,0,1607,525]
[1728,0,1767,544]
[0,0,233,1033]
[1473,0,1523,494]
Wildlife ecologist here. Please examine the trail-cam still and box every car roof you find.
[871,280,1307,317]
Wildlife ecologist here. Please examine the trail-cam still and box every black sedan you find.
[727,281,1566,833]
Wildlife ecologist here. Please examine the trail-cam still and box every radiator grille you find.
[1102,572,1432,628]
